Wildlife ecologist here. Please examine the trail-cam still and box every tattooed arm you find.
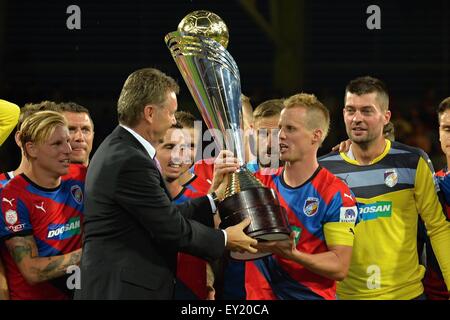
[5,235,82,285]
[0,257,9,299]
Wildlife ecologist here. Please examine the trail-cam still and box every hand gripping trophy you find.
[165,10,290,260]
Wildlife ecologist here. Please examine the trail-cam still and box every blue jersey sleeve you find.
[437,172,450,205]
[0,188,33,239]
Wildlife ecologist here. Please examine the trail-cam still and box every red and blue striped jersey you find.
[0,162,84,187]
[191,159,277,299]
[173,175,210,300]
[179,174,212,200]
[422,169,450,300]
[192,158,262,183]
[246,167,356,300]
[435,169,450,220]
[191,158,215,184]
[62,163,86,182]
[0,167,86,300]
[0,171,13,188]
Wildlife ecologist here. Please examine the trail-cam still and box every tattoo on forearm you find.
[37,256,65,281]
[11,245,32,264]
[67,250,81,266]
[7,237,33,264]
[7,236,82,282]
[35,251,81,282]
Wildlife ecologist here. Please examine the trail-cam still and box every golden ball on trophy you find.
[177,10,229,49]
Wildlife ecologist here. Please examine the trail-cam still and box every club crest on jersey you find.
[384,169,398,187]
[303,197,319,217]
[5,209,18,225]
[71,185,83,204]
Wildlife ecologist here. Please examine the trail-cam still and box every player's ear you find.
[383,110,391,125]
[312,128,323,145]
[143,104,156,124]
[24,141,37,159]
[14,131,22,148]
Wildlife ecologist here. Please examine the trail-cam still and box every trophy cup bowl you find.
[165,10,291,260]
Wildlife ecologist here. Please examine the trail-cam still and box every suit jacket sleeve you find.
[114,153,225,260]
[175,197,216,227]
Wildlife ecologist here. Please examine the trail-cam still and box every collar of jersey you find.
[339,139,391,166]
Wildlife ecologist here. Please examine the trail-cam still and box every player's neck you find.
[351,137,387,165]
[165,179,183,198]
[283,156,319,187]
[13,157,30,176]
[24,167,61,189]
[446,158,450,173]
[177,170,194,186]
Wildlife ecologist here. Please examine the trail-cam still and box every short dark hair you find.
[345,76,389,111]
[58,101,90,114]
[117,68,179,127]
[253,99,284,121]
[18,101,61,131]
[175,111,196,129]
[59,101,94,128]
[172,122,183,129]
[437,97,450,121]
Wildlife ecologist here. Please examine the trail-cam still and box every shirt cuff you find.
[221,229,227,246]
[206,194,226,246]
[207,194,217,213]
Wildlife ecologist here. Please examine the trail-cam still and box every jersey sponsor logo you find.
[340,206,357,223]
[358,201,392,221]
[5,209,18,225]
[2,197,14,207]
[70,185,83,204]
[291,225,302,246]
[6,223,25,233]
[47,217,81,240]
[303,197,319,217]
[384,169,398,187]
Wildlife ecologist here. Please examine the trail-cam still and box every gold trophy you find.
[165,11,290,260]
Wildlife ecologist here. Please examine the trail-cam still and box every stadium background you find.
[0,0,449,170]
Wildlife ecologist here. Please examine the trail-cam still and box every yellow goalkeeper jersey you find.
[319,139,450,299]
[0,99,20,145]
